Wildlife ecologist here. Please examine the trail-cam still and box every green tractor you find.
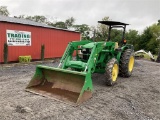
[26,21,135,104]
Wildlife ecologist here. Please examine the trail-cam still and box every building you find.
[0,15,80,63]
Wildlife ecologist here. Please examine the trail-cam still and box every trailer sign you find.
[7,30,31,46]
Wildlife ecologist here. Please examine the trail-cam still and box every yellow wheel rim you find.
[112,64,118,82]
[128,56,134,72]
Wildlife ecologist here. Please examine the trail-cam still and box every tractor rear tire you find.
[105,58,119,86]
[119,49,135,77]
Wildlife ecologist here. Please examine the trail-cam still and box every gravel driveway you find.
[0,60,160,120]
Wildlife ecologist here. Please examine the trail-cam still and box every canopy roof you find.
[98,21,129,26]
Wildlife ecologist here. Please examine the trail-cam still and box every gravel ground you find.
[0,60,160,120]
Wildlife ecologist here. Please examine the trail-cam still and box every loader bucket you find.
[26,65,93,104]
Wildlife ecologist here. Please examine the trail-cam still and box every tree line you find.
[0,6,160,59]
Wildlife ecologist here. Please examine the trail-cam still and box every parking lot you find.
[0,60,160,120]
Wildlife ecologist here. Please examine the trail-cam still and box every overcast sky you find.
[0,0,160,32]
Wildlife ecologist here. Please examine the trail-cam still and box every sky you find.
[0,0,160,32]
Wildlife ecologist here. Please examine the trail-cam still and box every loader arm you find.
[58,40,91,69]
[84,42,105,73]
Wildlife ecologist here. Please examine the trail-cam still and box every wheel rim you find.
[128,56,134,72]
[112,64,118,81]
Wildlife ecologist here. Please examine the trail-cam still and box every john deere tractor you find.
[26,21,135,104]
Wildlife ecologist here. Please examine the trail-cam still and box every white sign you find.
[7,30,31,46]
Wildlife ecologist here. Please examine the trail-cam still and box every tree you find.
[138,27,152,51]
[48,17,75,29]
[65,17,75,29]
[110,29,123,43]
[137,22,160,54]
[25,15,47,23]
[125,30,140,51]
[0,6,9,16]
[156,49,160,62]
[157,20,160,25]
[14,15,47,23]
[14,15,75,29]
[147,24,160,54]
[14,15,25,19]
[156,20,160,62]
[31,15,47,23]
[93,16,110,41]
[51,21,67,29]
[74,24,91,39]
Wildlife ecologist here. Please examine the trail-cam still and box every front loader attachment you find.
[26,65,93,104]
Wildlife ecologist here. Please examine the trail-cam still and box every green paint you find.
[11,33,14,37]
[7,33,10,37]
[7,33,30,38]
[23,34,26,38]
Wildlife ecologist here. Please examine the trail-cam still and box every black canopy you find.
[98,21,129,26]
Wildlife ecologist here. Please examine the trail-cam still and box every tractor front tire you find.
[119,49,135,77]
[105,58,119,86]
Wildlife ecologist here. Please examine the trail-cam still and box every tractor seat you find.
[114,42,122,51]
[114,42,119,49]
